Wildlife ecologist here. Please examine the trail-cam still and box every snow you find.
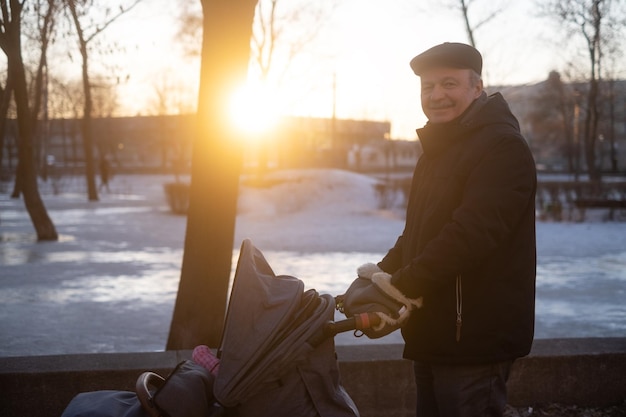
[235,169,404,252]
[1,169,625,357]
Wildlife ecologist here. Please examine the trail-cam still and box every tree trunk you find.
[78,60,98,201]
[167,0,258,350]
[583,0,602,182]
[3,6,58,241]
[67,0,99,201]
[0,79,13,171]
[584,72,601,181]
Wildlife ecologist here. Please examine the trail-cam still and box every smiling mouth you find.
[427,101,454,110]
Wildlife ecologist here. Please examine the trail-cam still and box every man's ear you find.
[474,78,484,98]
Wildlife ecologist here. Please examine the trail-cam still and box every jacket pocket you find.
[456,275,463,342]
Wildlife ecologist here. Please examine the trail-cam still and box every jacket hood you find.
[417,92,521,157]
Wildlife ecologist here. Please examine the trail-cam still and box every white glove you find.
[357,262,383,280]
[370,271,423,332]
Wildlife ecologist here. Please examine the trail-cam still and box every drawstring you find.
[456,275,462,342]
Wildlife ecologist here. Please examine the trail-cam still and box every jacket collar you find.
[417,91,488,157]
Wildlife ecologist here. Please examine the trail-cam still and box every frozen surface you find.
[1,171,625,357]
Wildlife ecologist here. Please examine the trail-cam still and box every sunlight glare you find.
[228,83,280,138]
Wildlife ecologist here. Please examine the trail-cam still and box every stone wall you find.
[1,338,624,417]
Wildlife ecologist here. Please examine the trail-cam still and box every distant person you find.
[355,43,537,416]
[99,156,111,192]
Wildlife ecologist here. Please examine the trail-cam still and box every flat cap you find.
[410,42,482,76]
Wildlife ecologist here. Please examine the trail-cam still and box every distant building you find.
[490,79,626,174]
[1,115,396,175]
[11,76,622,177]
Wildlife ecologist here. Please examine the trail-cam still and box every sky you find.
[98,0,613,140]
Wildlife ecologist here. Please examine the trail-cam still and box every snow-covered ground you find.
[1,170,625,357]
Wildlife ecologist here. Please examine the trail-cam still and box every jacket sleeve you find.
[377,235,404,274]
[391,134,536,298]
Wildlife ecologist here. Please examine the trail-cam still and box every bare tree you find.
[549,71,577,173]
[174,0,336,172]
[48,76,83,119]
[175,1,203,58]
[148,74,195,116]
[454,0,504,47]
[63,0,140,201]
[406,0,505,49]
[176,0,334,97]
[526,71,584,172]
[251,0,332,82]
[598,43,623,173]
[603,78,618,172]
[167,0,258,350]
[46,76,82,172]
[1,0,58,191]
[28,0,59,181]
[0,64,13,170]
[542,0,626,181]
[0,0,58,240]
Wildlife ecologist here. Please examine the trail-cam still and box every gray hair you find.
[469,70,482,87]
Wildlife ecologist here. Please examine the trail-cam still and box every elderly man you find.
[358,43,537,417]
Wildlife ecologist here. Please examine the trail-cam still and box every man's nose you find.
[429,84,445,100]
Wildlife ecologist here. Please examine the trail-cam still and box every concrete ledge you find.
[1,338,624,417]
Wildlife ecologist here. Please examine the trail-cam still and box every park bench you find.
[573,198,626,220]
[536,180,626,221]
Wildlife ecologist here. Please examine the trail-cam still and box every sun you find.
[228,83,280,138]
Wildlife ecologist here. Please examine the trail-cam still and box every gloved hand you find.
[370,271,423,331]
[357,262,383,280]
[340,265,423,339]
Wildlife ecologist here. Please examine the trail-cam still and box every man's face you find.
[420,67,483,124]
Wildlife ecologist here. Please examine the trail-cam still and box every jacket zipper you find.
[456,275,463,342]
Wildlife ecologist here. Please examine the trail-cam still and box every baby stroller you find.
[61,238,406,417]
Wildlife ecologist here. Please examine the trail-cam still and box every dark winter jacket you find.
[378,92,537,364]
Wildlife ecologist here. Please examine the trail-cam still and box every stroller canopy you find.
[214,239,358,417]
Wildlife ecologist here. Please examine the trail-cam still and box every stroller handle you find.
[326,312,381,335]
[308,312,381,347]
[135,371,165,417]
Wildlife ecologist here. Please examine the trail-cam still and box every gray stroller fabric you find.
[61,391,147,417]
[214,239,359,417]
[151,360,217,417]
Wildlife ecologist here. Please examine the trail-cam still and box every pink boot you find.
[192,345,220,375]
